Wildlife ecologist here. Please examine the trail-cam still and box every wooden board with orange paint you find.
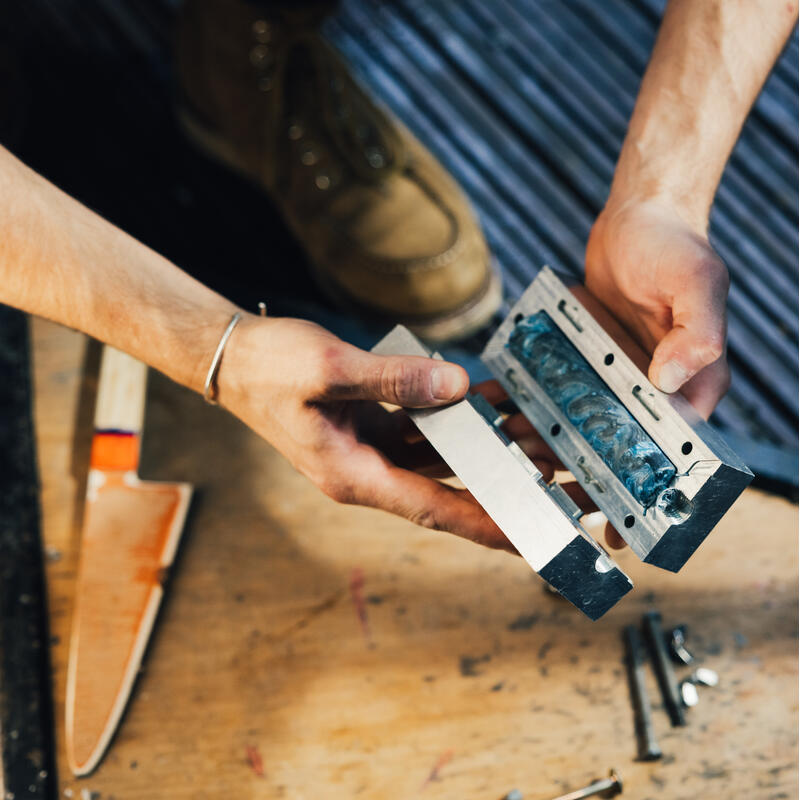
[33,318,798,800]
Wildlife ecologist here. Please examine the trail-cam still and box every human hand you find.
[585,199,730,419]
[217,316,582,553]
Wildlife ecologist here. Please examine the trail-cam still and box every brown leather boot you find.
[175,0,502,342]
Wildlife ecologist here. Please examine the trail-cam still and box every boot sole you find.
[176,104,504,343]
[308,256,504,344]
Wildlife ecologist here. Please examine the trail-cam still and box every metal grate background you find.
[325,0,799,451]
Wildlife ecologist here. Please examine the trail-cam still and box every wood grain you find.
[93,347,147,434]
[66,471,191,776]
[32,318,797,800]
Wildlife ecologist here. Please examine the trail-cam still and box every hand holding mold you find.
[585,200,730,420]
[579,0,799,420]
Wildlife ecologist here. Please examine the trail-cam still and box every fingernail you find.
[657,360,690,394]
[431,366,463,401]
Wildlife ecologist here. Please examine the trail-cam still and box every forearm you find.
[0,145,241,392]
[609,0,797,230]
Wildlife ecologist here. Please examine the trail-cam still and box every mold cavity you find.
[507,311,675,507]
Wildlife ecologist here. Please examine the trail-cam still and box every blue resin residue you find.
[507,311,675,507]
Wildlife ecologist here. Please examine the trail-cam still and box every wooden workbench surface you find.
[33,318,798,800]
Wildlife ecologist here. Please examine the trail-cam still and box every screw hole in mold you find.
[624,515,635,528]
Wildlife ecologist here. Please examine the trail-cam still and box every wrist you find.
[608,108,720,237]
[598,188,710,242]
[161,302,247,398]
[211,311,279,410]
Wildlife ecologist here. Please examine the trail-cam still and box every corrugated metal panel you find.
[325,0,799,448]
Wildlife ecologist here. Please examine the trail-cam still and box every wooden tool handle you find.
[94,346,148,434]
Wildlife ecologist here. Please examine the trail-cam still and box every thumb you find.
[323,347,470,407]
[649,262,729,394]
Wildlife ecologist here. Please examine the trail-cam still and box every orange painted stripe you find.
[90,432,140,471]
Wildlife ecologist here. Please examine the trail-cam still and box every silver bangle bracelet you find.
[203,303,267,406]
[203,312,243,405]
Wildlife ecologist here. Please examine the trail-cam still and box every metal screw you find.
[680,680,699,707]
[549,769,623,800]
[642,611,686,726]
[691,667,719,687]
[667,624,694,665]
[622,625,662,761]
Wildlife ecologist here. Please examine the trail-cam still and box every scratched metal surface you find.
[5,0,798,458]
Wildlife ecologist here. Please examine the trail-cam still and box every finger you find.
[473,387,565,468]
[501,412,537,440]
[355,402,424,449]
[353,403,452,476]
[559,481,598,514]
[321,345,469,407]
[516,437,563,472]
[649,255,729,395]
[532,459,555,483]
[367,406,425,445]
[470,379,508,405]
[413,461,457,480]
[390,440,454,477]
[677,356,731,420]
[328,445,516,553]
[503,416,563,463]
[604,521,626,550]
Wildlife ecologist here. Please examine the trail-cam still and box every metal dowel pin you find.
[549,769,623,800]
[642,611,686,726]
[622,625,662,761]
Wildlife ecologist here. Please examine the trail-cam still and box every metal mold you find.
[482,267,753,572]
[371,268,751,618]
[372,325,632,620]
